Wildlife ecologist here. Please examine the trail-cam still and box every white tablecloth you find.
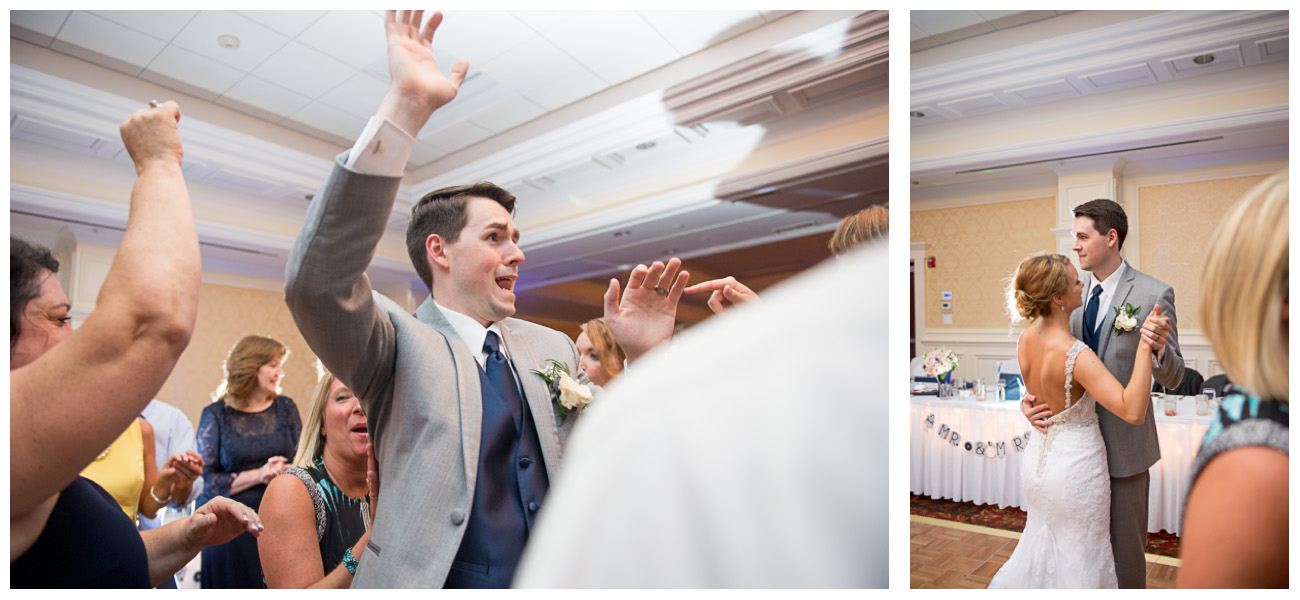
[910,394,1211,536]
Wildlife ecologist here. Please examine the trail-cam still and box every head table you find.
[910,393,1213,536]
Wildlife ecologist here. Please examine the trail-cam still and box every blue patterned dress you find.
[197,396,301,588]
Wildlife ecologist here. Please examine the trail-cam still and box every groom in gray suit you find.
[1025,199,1184,588]
[285,11,686,588]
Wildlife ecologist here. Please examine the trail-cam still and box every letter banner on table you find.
[924,413,1031,458]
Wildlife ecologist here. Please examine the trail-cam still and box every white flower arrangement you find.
[531,359,592,422]
[922,347,959,379]
[1113,302,1141,335]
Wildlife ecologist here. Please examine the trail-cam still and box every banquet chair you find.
[1201,373,1232,397]
[1154,368,1204,396]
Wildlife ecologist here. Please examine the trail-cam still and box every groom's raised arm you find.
[284,10,468,404]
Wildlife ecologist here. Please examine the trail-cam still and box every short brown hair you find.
[214,335,287,408]
[1008,253,1072,323]
[1073,199,1128,251]
[829,205,887,256]
[580,317,626,380]
[406,182,516,291]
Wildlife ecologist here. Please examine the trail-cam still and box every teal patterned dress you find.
[284,457,370,575]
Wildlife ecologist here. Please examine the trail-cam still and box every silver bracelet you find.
[149,486,169,506]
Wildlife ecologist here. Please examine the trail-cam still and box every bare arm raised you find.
[10,101,200,519]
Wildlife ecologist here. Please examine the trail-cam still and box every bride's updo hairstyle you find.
[1007,253,1071,325]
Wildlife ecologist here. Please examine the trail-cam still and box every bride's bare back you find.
[1017,323,1086,416]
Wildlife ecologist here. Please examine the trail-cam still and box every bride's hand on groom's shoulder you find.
[1021,395,1053,433]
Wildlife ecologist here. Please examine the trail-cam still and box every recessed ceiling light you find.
[635,141,656,150]
[1192,53,1215,65]
[217,34,241,50]
[910,111,925,118]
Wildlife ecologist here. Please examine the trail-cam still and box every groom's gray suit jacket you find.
[285,155,590,587]
[1071,265,1184,478]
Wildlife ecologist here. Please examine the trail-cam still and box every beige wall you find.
[155,282,318,431]
[1138,174,1273,330]
[911,196,1057,329]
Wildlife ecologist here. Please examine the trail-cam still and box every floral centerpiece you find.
[530,359,592,423]
[921,347,959,384]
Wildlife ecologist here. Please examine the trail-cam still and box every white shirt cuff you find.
[344,117,415,177]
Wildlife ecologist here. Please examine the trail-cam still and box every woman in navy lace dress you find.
[198,335,302,588]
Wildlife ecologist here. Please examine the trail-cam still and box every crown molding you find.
[11,65,335,202]
[714,135,887,200]
[911,104,1287,177]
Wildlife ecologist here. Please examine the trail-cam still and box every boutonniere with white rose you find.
[530,359,592,423]
[1113,302,1141,335]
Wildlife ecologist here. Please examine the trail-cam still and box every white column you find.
[1052,157,1132,267]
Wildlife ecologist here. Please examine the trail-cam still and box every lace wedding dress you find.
[988,340,1117,588]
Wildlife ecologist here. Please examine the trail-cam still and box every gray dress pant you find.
[1109,470,1150,588]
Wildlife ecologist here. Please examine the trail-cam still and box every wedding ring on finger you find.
[653,287,669,296]
[149,99,159,108]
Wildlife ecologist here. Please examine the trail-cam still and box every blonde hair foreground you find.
[1199,173,1288,402]
[292,367,338,469]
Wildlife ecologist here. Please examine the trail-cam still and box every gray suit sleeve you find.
[1151,284,1184,389]
[285,154,404,410]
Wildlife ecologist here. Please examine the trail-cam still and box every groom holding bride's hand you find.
[1021,199,1184,589]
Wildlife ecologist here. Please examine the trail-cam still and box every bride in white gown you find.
[989,254,1155,589]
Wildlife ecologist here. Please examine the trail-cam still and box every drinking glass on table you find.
[974,378,986,401]
[1164,395,1179,416]
[1195,394,1211,416]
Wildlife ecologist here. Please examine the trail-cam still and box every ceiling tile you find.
[89,10,198,40]
[424,75,522,132]
[409,141,449,167]
[431,11,536,66]
[172,11,289,72]
[910,23,933,41]
[521,68,607,110]
[480,36,586,93]
[911,11,985,36]
[54,11,168,69]
[220,75,314,118]
[297,10,386,70]
[317,71,389,118]
[974,11,1024,22]
[234,10,327,38]
[251,41,355,98]
[291,101,367,140]
[542,12,682,85]
[468,95,548,134]
[11,10,71,41]
[423,120,493,153]
[637,11,764,56]
[510,10,588,34]
[143,45,246,96]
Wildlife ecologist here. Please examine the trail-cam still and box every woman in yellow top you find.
[81,417,203,522]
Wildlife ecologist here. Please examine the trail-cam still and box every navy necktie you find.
[1083,284,1104,354]
[483,331,524,432]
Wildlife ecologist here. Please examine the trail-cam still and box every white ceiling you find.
[910,10,1072,52]
[10,10,888,293]
[910,10,1289,200]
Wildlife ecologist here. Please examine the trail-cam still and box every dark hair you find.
[11,237,61,351]
[405,182,516,291]
[1072,199,1128,251]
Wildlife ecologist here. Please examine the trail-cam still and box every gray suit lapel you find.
[414,298,483,496]
[499,323,564,480]
[1096,269,1136,361]
[1071,272,1091,339]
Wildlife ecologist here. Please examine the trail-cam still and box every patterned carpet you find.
[911,494,1181,558]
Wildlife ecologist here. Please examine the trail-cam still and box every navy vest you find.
[443,361,550,588]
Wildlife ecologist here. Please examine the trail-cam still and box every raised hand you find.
[1140,304,1170,352]
[260,456,290,483]
[1021,394,1053,434]
[683,276,759,315]
[603,258,690,364]
[186,496,263,550]
[120,100,183,174]
[376,10,470,137]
